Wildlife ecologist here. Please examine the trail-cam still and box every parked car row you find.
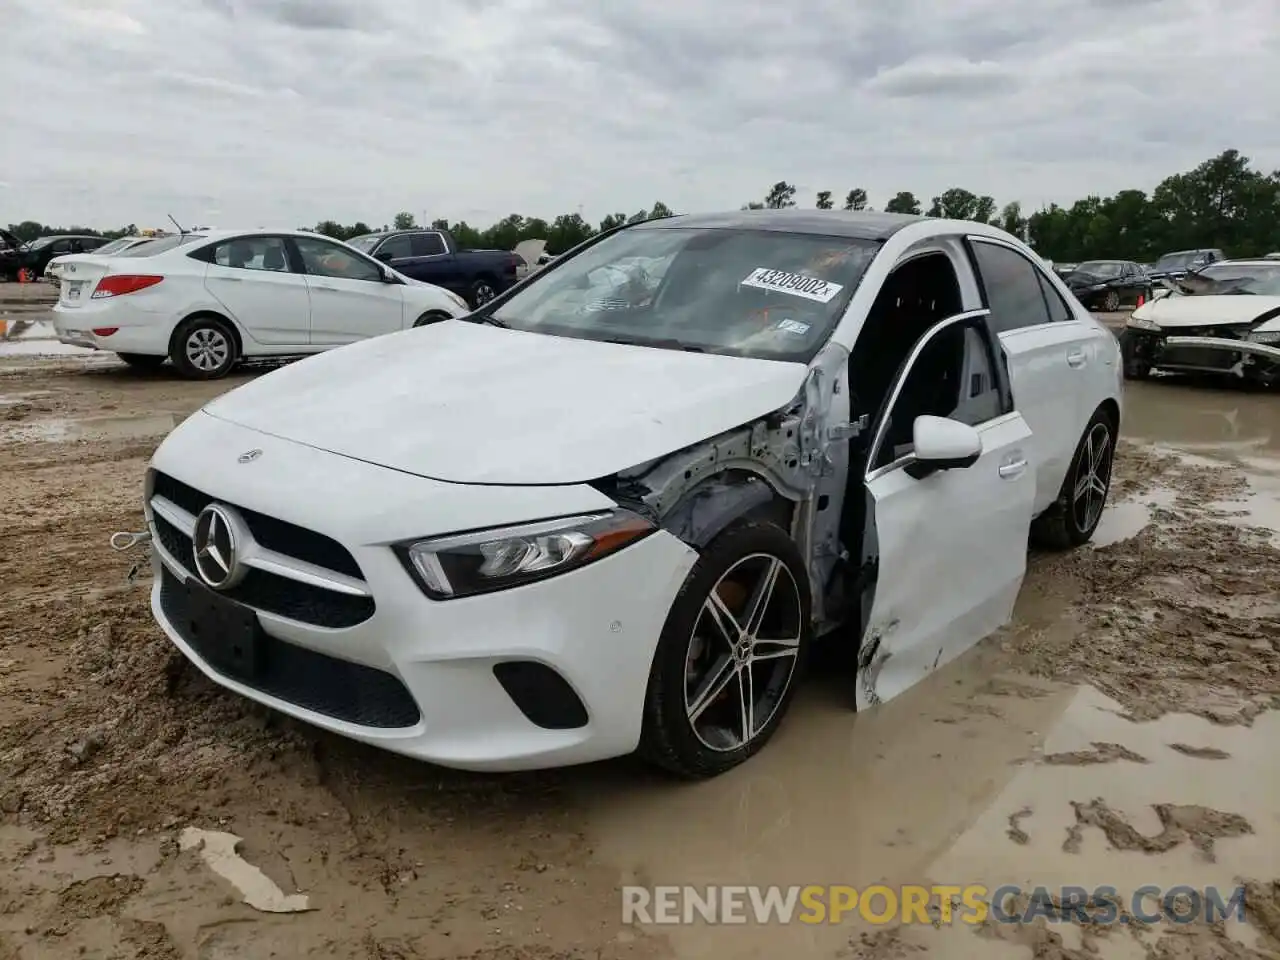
[139,209,1123,778]
[0,230,113,281]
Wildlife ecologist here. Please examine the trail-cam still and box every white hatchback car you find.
[143,211,1122,778]
[52,230,469,378]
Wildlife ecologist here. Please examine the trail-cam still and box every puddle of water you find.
[894,687,1280,955]
[578,645,1077,958]
[0,413,179,443]
[1122,381,1280,459]
[1092,488,1179,547]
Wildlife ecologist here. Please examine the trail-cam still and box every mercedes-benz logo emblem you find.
[237,449,262,464]
[192,504,248,590]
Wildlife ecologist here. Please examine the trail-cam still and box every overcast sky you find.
[2,0,1278,230]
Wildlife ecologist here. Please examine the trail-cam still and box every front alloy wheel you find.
[1103,290,1121,312]
[1072,421,1113,536]
[470,280,497,307]
[640,520,811,778]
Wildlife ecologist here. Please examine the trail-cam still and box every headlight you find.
[1126,315,1161,331]
[397,509,655,599]
[1246,329,1280,345]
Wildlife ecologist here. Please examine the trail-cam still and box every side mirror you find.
[905,415,982,479]
[374,250,394,263]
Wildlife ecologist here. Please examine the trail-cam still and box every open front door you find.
[854,309,1036,709]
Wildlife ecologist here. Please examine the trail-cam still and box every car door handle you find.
[998,457,1027,480]
[1066,350,1087,368]
[219,276,243,282]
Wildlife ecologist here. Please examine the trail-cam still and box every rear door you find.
[291,235,406,345]
[967,236,1093,515]
[203,235,311,346]
[856,309,1035,708]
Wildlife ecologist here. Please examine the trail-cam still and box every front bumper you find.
[147,411,698,771]
[1121,327,1280,379]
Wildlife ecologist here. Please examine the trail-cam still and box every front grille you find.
[159,567,420,729]
[152,471,362,579]
[1160,346,1238,370]
[149,471,375,629]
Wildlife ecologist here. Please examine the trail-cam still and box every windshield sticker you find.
[776,318,811,335]
[741,268,843,304]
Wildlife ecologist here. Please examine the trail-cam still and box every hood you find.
[512,239,548,268]
[1135,294,1280,328]
[201,320,810,485]
[0,229,24,255]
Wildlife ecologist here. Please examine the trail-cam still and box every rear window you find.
[116,234,205,257]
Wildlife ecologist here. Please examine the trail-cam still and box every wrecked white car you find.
[142,210,1122,778]
[1122,259,1280,385]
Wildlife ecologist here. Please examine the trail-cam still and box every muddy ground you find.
[1,287,1279,959]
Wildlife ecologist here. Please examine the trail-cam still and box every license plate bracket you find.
[181,577,262,680]
[65,283,81,301]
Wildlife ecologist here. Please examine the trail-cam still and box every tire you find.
[170,315,238,380]
[1103,290,1121,312]
[413,310,452,328]
[1030,408,1116,550]
[468,278,498,308]
[116,352,166,371]
[639,520,811,779]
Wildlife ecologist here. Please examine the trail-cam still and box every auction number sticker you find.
[741,267,843,304]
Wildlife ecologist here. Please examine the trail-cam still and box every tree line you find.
[9,150,1278,263]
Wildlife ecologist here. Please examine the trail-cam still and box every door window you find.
[211,236,291,272]
[1036,273,1074,323]
[870,316,1007,472]
[412,233,447,256]
[376,234,415,260]
[293,236,382,282]
[970,240,1054,333]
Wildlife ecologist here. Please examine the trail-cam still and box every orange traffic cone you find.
[17,268,31,283]
[1136,293,1145,307]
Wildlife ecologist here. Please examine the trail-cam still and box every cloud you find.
[1,0,1277,229]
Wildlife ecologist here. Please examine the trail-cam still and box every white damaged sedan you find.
[1121,259,1280,386]
[143,210,1122,778]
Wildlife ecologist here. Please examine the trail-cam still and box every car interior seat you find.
[262,245,285,271]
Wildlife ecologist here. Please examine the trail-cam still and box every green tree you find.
[843,188,868,211]
[599,213,627,231]
[884,191,921,215]
[392,211,417,230]
[741,201,766,210]
[649,201,675,219]
[999,202,1027,239]
[764,181,797,209]
[816,190,833,210]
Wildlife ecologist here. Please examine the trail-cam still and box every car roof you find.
[637,209,924,241]
[1205,258,1279,266]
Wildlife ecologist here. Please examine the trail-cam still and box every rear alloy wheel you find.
[640,521,810,778]
[469,279,498,308]
[171,316,237,380]
[1103,290,1121,312]
[116,352,166,372]
[1031,409,1116,549]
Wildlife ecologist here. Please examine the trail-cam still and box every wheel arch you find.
[657,470,798,551]
[169,309,244,358]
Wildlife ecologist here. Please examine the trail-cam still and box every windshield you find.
[1184,262,1280,296]
[346,234,381,253]
[1075,261,1124,277]
[489,226,880,361]
[1155,251,1200,271]
[115,233,205,257]
[27,237,55,251]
